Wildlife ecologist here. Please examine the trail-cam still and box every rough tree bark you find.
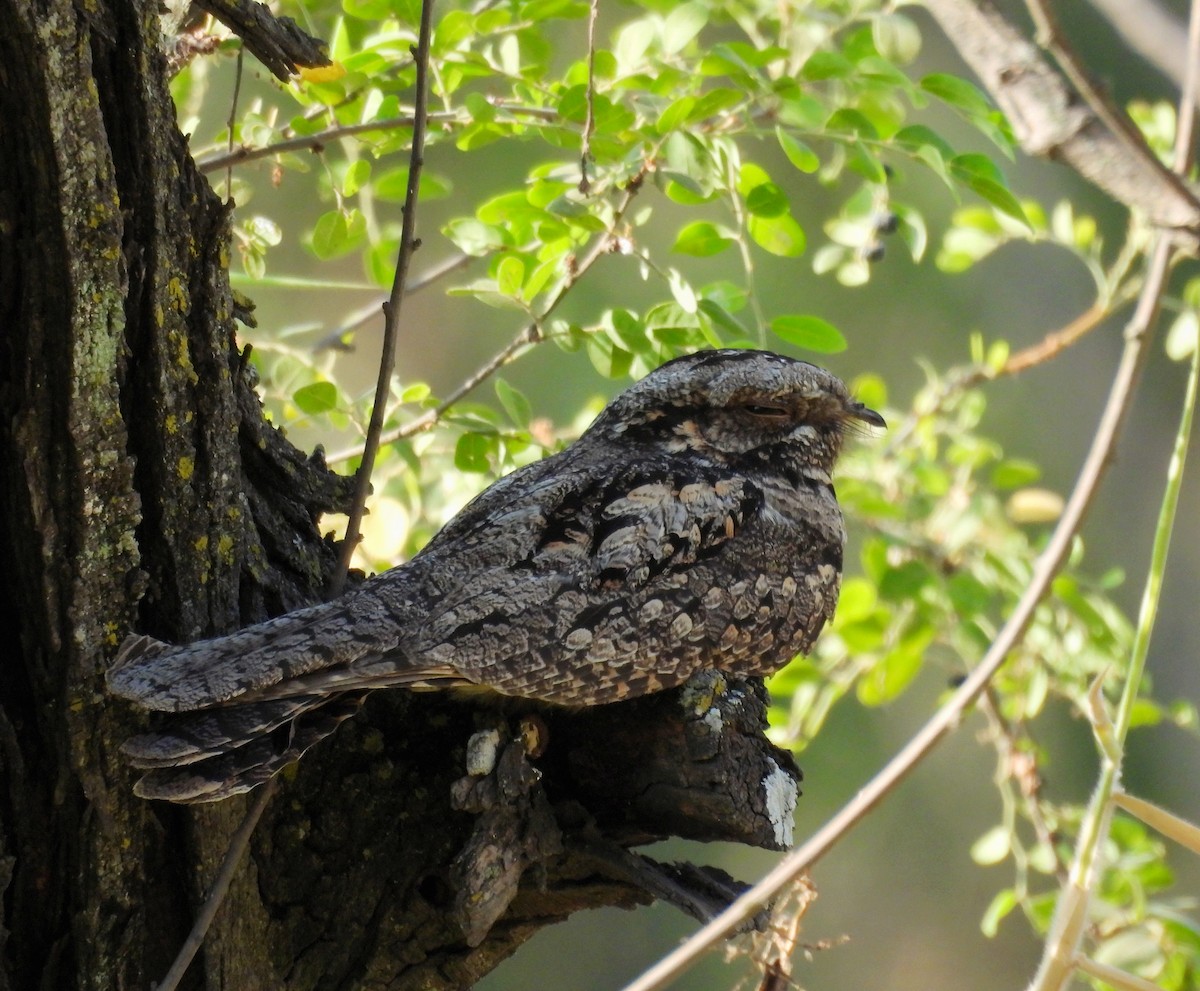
[0,2,801,989]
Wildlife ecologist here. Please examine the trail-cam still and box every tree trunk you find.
[0,2,801,988]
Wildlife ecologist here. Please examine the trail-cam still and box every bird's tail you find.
[121,692,367,803]
[107,594,473,802]
[106,591,409,713]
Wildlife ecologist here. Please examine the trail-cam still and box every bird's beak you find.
[848,401,886,429]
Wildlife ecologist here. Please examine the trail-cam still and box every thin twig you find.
[156,779,279,991]
[198,111,455,173]
[579,0,599,193]
[1023,0,1177,191]
[326,0,436,596]
[921,0,1200,240]
[197,104,560,173]
[1024,238,1174,991]
[1073,955,1166,991]
[325,162,652,466]
[311,253,473,352]
[1028,11,1200,987]
[977,689,1068,885]
[995,303,1108,377]
[225,48,244,202]
[1174,0,1200,171]
[618,199,1169,991]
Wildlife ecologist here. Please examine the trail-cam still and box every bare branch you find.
[197,112,452,173]
[579,0,599,193]
[196,0,329,81]
[156,780,279,991]
[327,0,435,596]
[197,106,558,174]
[922,0,1200,247]
[223,48,243,202]
[311,253,473,353]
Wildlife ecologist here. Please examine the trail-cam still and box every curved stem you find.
[156,780,279,991]
[327,0,435,595]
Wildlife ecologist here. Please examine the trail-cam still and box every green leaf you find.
[921,73,1015,152]
[947,573,992,618]
[970,826,1011,865]
[826,108,879,139]
[834,577,877,623]
[921,72,994,118]
[769,315,846,353]
[1166,310,1199,361]
[748,213,806,257]
[776,127,819,173]
[292,381,338,415]
[872,13,922,65]
[494,378,532,427]
[672,221,734,257]
[495,255,525,297]
[310,211,346,260]
[446,279,528,311]
[981,889,1019,937]
[443,218,510,255]
[744,182,788,218]
[657,95,697,134]
[454,433,493,473]
[310,209,364,259]
[857,627,929,705]
[464,91,497,123]
[878,559,933,600]
[893,204,928,262]
[845,144,888,184]
[799,51,854,80]
[894,124,955,174]
[992,458,1041,489]
[698,298,749,337]
[244,215,281,246]
[587,336,634,378]
[949,154,1030,226]
[342,159,371,197]
[667,269,698,313]
[662,1,707,54]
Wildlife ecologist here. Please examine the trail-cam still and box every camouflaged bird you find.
[108,349,884,802]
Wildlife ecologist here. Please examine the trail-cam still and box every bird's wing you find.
[421,454,766,585]
[571,463,765,587]
[410,460,768,702]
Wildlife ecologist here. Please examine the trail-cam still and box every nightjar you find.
[108,349,884,802]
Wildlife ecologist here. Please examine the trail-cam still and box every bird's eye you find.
[741,403,790,420]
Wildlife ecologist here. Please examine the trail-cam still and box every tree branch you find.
[327,0,435,595]
[922,0,1200,246]
[196,0,329,81]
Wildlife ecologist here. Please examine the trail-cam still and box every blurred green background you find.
[205,2,1200,987]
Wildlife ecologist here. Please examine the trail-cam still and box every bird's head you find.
[589,349,885,475]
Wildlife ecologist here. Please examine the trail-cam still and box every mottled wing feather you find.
[121,695,329,767]
[130,693,367,803]
[413,462,766,702]
[585,470,761,586]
